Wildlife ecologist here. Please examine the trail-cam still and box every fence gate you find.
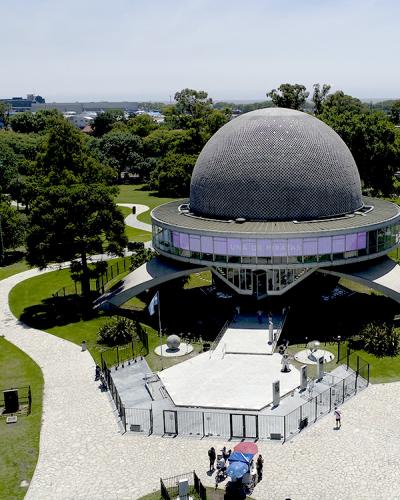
[163,410,178,435]
[230,414,258,439]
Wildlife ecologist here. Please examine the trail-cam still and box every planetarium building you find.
[151,108,400,299]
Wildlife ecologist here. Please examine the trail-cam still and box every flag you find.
[148,291,159,316]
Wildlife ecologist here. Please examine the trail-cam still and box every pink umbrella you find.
[233,442,259,455]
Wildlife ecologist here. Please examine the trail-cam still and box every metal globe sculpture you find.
[307,340,321,355]
[166,334,181,351]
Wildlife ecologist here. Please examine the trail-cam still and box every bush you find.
[360,322,400,357]
[97,317,136,347]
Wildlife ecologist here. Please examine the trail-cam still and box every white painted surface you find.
[159,351,299,410]
[117,203,152,233]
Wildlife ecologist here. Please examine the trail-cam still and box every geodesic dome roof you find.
[189,107,363,221]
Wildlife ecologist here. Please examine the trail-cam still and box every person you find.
[208,446,216,471]
[256,454,264,482]
[334,406,341,429]
[268,311,273,323]
[95,364,101,381]
[257,309,263,324]
[217,456,226,471]
[222,447,229,460]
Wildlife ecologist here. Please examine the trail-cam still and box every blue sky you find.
[1,0,399,101]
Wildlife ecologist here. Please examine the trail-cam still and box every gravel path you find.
[2,267,400,499]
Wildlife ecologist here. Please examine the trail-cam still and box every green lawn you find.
[0,260,30,282]
[0,338,43,500]
[9,257,130,366]
[118,206,152,242]
[116,184,177,224]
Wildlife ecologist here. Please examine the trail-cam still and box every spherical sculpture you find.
[307,340,321,354]
[166,334,181,351]
[190,108,363,221]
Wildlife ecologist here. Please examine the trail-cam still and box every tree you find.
[92,109,125,137]
[0,142,18,193]
[127,114,158,137]
[10,109,60,133]
[389,100,400,125]
[26,119,127,295]
[0,201,26,252]
[99,130,143,181]
[0,102,11,130]
[312,83,331,115]
[321,91,366,115]
[320,109,400,194]
[174,88,213,118]
[150,153,196,196]
[143,129,194,157]
[130,248,154,270]
[266,83,309,110]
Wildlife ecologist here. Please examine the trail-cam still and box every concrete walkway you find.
[3,268,400,498]
[116,203,152,233]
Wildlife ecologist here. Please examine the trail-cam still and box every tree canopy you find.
[266,83,309,110]
[25,118,127,295]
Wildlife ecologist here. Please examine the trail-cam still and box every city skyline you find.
[1,0,399,102]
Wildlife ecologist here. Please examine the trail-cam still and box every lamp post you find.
[336,335,342,364]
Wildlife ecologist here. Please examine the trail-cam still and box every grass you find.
[116,184,177,224]
[0,259,30,282]
[0,338,43,500]
[9,257,130,366]
[184,271,212,289]
[118,206,152,242]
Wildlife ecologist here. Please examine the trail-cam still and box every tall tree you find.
[0,102,11,130]
[26,119,127,295]
[0,142,18,193]
[266,83,309,110]
[321,91,366,115]
[92,109,125,137]
[99,130,143,181]
[312,83,331,115]
[0,201,26,253]
[389,100,400,125]
[10,109,59,133]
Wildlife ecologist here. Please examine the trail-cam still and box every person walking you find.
[257,309,263,324]
[208,446,216,471]
[334,406,341,429]
[256,454,264,482]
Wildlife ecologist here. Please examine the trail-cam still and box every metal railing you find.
[53,256,130,298]
[209,320,230,358]
[271,306,290,353]
[160,471,206,500]
[101,359,126,431]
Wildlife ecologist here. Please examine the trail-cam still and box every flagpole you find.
[158,291,163,371]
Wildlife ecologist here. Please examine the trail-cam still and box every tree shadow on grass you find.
[19,292,100,330]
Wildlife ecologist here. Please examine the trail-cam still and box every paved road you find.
[2,268,400,499]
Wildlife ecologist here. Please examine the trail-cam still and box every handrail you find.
[209,319,230,358]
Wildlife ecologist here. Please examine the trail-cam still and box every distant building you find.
[63,111,96,129]
[0,94,45,112]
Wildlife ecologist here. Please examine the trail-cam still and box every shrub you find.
[97,316,136,347]
[360,322,400,357]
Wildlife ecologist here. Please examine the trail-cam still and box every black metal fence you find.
[101,359,126,431]
[53,256,131,298]
[0,385,32,415]
[100,341,147,369]
[160,471,206,500]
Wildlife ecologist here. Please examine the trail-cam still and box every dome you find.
[189,108,363,221]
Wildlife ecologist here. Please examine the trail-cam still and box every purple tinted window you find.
[318,236,332,254]
[189,235,201,252]
[214,237,227,255]
[242,239,257,256]
[227,238,241,256]
[173,231,180,248]
[272,239,287,256]
[303,238,318,255]
[201,236,213,253]
[180,233,190,250]
[357,232,367,249]
[257,239,272,257]
[345,233,358,251]
[288,239,302,256]
[332,235,345,253]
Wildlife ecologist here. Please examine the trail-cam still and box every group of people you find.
[208,446,264,486]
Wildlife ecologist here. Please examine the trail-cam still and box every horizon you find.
[1,0,399,102]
